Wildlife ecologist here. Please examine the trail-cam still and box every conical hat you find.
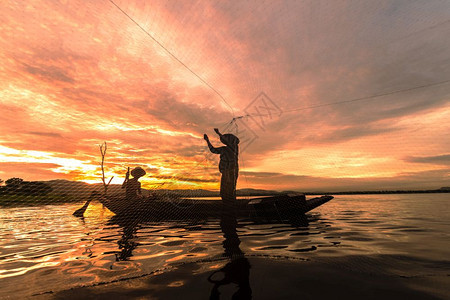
[220,133,240,146]
[131,167,146,177]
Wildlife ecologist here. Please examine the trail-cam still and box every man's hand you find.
[204,134,209,141]
[214,128,221,135]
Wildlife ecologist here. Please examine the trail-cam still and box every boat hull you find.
[99,194,333,221]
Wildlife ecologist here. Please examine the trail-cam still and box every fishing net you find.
[1,0,450,297]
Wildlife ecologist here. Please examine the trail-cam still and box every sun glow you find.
[0,0,449,191]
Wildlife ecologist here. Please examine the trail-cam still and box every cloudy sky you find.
[1,0,449,192]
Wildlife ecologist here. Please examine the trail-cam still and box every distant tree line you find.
[0,177,53,197]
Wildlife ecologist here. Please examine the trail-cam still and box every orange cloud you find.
[1,1,449,191]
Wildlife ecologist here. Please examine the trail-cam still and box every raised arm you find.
[214,128,224,137]
[204,134,222,154]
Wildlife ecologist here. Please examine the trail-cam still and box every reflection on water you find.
[208,207,252,299]
[112,218,140,262]
[0,194,449,298]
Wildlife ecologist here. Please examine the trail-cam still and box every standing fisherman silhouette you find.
[204,128,240,206]
[122,167,146,201]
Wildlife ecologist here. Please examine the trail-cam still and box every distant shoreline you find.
[1,178,448,206]
[304,190,450,195]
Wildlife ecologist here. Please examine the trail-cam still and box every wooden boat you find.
[99,194,333,221]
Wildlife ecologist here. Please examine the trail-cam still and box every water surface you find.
[0,194,449,298]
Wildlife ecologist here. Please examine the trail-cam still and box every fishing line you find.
[109,1,450,194]
[239,78,450,118]
[108,0,235,117]
[387,18,450,46]
[142,119,232,199]
[229,78,450,193]
[108,0,240,201]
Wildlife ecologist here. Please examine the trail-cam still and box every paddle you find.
[73,191,100,217]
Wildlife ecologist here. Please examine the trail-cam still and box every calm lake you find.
[0,194,449,299]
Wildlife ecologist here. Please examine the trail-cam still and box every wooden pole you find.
[99,142,114,196]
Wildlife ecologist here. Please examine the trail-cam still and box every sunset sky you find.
[1,0,449,192]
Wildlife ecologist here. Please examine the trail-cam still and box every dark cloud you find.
[405,154,450,165]
[176,145,205,158]
[155,174,216,183]
[204,0,450,145]
[143,92,232,133]
[303,125,401,145]
[240,169,450,192]
[23,63,74,83]
[241,171,284,178]
[241,171,307,180]
[26,131,63,138]
[131,0,450,160]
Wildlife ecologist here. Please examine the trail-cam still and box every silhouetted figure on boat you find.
[208,207,251,299]
[122,167,146,201]
[204,128,240,206]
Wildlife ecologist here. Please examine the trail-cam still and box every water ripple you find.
[0,195,449,298]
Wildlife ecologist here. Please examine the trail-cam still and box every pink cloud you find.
[1,1,449,191]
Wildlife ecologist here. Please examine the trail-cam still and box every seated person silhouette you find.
[122,167,146,201]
